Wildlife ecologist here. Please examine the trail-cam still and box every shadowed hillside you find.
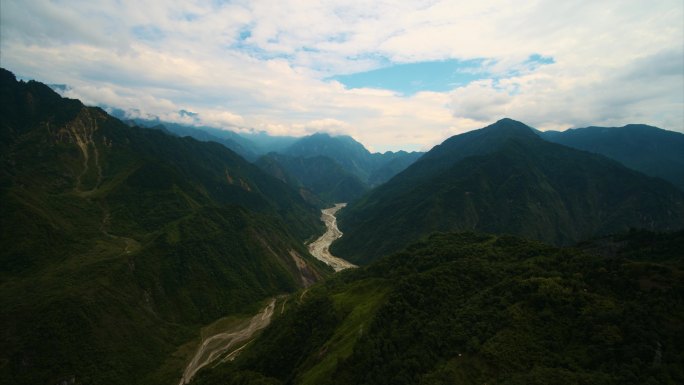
[334,119,684,264]
[256,153,368,206]
[0,68,329,385]
[541,125,684,191]
[191,231,684,385]
[283,132,423,187]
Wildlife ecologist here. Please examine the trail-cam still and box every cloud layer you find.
[2,0,682,151]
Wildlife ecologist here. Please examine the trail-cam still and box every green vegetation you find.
[335,119,684,264]
[125,118,261,161]
[0,68,330,385]
[194,230,684,385]
[256,153,368,206]
[541,124,684,191]
[4,70,684,385]
[282,132,423,187]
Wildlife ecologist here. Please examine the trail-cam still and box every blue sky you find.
[330,55,555,95]
[331,59,489,95]
[1,0,682,152]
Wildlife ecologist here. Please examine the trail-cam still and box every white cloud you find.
[1,0,682,152]
[450,80,512,122]
[200,110,245,128]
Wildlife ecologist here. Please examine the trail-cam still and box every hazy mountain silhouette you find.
[541,124,684,191]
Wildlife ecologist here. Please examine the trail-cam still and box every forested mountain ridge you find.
[334,119,684,264]
[540,124,684,191]
[142,119,260,161]
[5,67,683,385]
[0,68,329,385]
[192,230,684,385]
[283,132,424,187]
[256,153,368,206]
[113,117,423,202]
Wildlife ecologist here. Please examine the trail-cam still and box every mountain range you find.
[540,124,684,191]
[3,68,684,385]
[281,132,424,187]
[333,119,684,264]
[118,116,424,203]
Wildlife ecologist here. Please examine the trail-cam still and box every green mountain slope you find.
[541,124,684,191]
[334,119,684,264]
[150,121,259,161]
[192,231,684,385]
[0,68,329,385]
[368,150,424,187]
[109,111,261,161]
[284,133,374,182]
[283,132,423,186]
[256,153,369,206]
[240,131,299,154]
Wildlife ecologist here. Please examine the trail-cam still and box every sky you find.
[1,0,683,152]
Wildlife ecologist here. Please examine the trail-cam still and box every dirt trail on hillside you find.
[308,203,356,272]
[178,299,276,384]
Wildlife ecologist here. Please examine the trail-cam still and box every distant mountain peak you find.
[415,118,540,175]
[306,131,359,143]
[495,117,523,124]
[484,118,537,136]
[309,132,332,138]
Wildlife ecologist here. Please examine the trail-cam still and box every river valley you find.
[179,204,354,383]
[307,203,357,271]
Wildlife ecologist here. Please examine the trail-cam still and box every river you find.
[178,299,277,384]
[179,203,354,384]
[307,203,356,272]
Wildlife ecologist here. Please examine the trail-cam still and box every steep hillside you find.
[541,125,684,191]
[192,231,684,385]
[0,68,329,385]
[256,153,368,205]
[155,121,259,161]
[239,131,301,155]
[284,133,373,181]
[116,116,260,161]
[334,119,684,264]
[283,133,423,186]
[367,150,424,186]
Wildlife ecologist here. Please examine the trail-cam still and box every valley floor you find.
[179,203,355,384]
[308,203,356,271]
[179,298,279,385]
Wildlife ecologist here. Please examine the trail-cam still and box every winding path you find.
[308,203,356,272]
